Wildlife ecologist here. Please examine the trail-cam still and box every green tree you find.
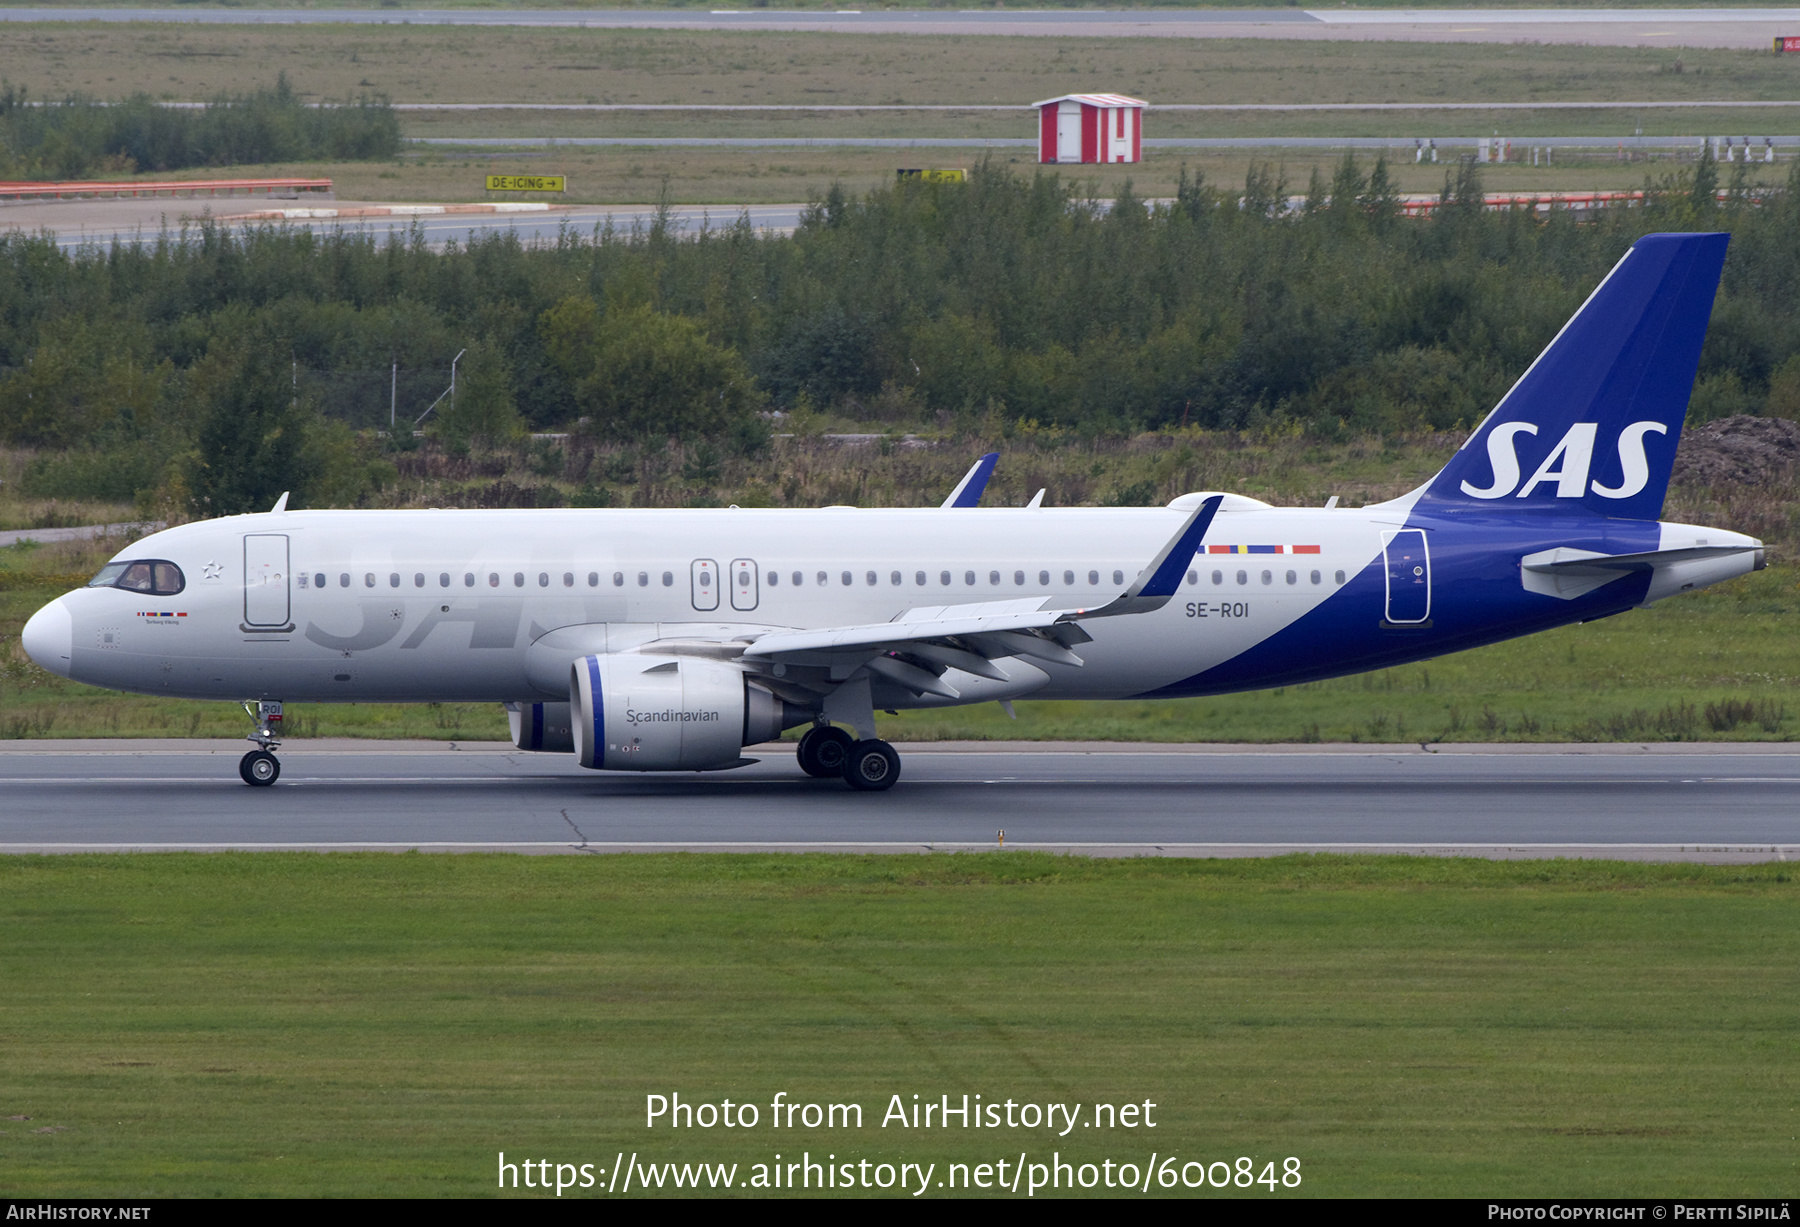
[540,298,761,449]
[431,339,522,453]
[1689,144,1720,216]
[183,352,319,516]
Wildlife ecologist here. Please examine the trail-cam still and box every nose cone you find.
[22,597,74,679]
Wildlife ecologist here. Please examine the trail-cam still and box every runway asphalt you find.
[1,740,1795,861]
[16,202,809,252]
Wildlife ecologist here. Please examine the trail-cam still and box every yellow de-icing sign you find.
[896,168,965,183]
[486,175,566,193]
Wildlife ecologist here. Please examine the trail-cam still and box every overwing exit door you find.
[243,534,291,627]
[729,558,759,612]
[690,558,719,611]
[1382,529,1431,624]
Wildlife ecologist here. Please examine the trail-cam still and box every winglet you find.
[270,492,290,513]
[1064,495,1223,620]
[941,453,999,509]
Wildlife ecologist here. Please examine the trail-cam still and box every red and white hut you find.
[1034,94,1146,165]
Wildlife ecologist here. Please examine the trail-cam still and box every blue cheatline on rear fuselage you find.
[1140,231,1729,700]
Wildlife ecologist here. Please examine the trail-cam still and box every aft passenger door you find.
[1382,529,1431,624]
[243,534,291,627]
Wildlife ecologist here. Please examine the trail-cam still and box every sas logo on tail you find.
[1460,421,1666,500]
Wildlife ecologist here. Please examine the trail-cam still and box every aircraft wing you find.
[738,495,1224,677]
[740,596,1092,666]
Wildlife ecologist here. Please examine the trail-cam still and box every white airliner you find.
[20,233,1764,790]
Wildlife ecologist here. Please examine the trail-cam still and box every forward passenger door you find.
[243,534,290,628]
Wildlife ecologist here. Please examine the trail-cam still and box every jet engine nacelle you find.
[569,654,796,771]
[508,702,575,753]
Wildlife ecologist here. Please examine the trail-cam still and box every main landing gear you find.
[239,699,284,787]
[796,725,901,792]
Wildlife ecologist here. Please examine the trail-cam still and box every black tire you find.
[797,726,854,778]
[239,749,280,787]
[843,739,901,792]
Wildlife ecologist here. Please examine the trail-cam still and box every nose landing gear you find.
[239,700,284,787]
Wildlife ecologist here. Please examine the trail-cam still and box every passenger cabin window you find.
[1064,570,1075,585]
[890,571,902,586]
[792,571,803,587]
[1335,570,1347,585]
[1211,570,1223,585]
[389,573,400,588]
[916,571,927,586]
[1286,570,1297,585]
[316,573,328,589]
[414,573,425,588]
[841,571,852,587]
[767,571,779,587]
[365,573,376,588]
[92,560,185,596]
[1237,570,1248,585]
[1310,570,1322,585]
[816,571,827,586]
[661,572,673,587]
[964,571,976,586]
[440,573,450,588]
[940,571,951,586]
[563,573,574,588]
[1039,570,1050,586]
[638,572,649,587]
[1187,570,1198,586]
[1088,570,1099,585]
[340,574,350,588]
[989,570,1001,586]
[489,573,500,588]
[464,573,475,587]
[1112,570,1124,586]
[514,573,525,588]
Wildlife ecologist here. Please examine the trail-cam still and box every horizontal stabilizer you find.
[1521,543,1763,600]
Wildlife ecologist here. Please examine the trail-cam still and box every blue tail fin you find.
[1421,232,1728,521]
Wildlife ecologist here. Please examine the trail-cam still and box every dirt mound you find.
[1672,414,1800,488]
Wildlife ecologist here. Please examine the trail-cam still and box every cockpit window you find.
[91,560,185,596]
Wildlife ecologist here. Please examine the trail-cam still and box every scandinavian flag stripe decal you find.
[1205,545,1321,555]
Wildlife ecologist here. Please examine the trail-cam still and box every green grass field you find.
[5,25,1796,204]
[0,853,1795,1198]
[5,25,1797,108]
[124,144,1746,209]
